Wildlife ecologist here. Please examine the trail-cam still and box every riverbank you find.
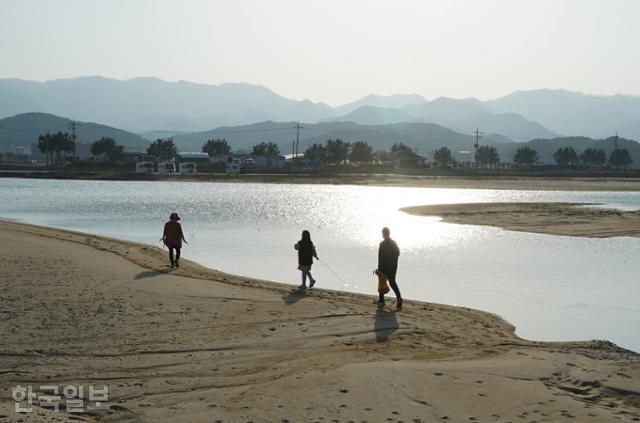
[0,220,639,422]
[3,169,640,191]
[402,202,640,238]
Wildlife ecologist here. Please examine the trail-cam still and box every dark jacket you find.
[296,240,316,266]
[378,238,400,275]
[163,221,184,248]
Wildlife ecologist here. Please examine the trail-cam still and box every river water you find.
[1,178,638,351]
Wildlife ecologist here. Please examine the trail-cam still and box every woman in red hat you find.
[162,212,187,268]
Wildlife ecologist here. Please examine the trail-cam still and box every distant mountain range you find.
[325,103,558,142]
[1,76,639,142]
[0,76,332,132]
[0,113,515,157]
[486,89,640,139]
[0,112,148,155]
[321,106,417,126]
[332,93,428,116]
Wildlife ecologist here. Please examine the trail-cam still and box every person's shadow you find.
[374,304,399,342]
[282,288,307,305]
[134,269,172,280]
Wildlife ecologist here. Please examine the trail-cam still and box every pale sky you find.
[1,0,639,106]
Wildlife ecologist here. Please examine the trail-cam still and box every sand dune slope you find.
[0,220,638,422]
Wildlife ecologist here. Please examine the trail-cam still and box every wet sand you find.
[0,220,638,422]
[402,202,640,238]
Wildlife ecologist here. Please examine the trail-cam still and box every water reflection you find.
[1,178,639,351]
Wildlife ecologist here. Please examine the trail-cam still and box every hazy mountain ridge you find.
[170,120,513,155]
[320,106,417,125]
[486,89,640,140]
[334,91,640,141]
[333,93,428,116]
[2,112,638,168]
[0,112,149,154]
[1,76,639,143]
[327,100,558,141]
[0,76,333,132]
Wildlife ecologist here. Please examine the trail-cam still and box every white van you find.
[226,158,242,174]
[158,161,176,174]
[136,161,155,173]
[179,162,197,174]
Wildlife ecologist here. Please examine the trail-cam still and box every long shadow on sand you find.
[135,269,172,280]
[282,288,308,305]
[374,304,399,342]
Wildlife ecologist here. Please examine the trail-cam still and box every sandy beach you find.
[0,220,639,422]
[336,175,640,192]
[401,202,640,238]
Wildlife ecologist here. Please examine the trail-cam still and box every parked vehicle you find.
[136,161,155,173]
[226,158,242,174]
[158,161,176,174]
[179,162,197,174]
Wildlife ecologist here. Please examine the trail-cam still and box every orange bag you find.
[376,270,390,295]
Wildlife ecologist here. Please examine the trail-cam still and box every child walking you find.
[162,212,187,268]
[294,230,319,289]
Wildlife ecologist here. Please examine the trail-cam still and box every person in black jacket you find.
[377,227,403,309]
[294,230,319,289]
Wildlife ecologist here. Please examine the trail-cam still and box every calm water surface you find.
[1,178,639,351]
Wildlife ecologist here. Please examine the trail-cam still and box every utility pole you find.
[68,119,77,162]
[614,131,619,150]
[473,126,483,166]
[295,122,300,161]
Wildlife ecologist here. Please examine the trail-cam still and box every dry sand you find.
[0,220,638,422]
[402,202,640,238]
[335,176,640,192]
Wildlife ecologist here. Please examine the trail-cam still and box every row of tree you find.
[305,140,421,164]
[44,132,636,170]
[38,132,126,164]
[90,137,124,162]
[37,132,76,164]
[431,145,633,169]
[431,145,501,167]
[202,138,282,157]
[514,145,632,168]
[550,146,632,168]
[201,137,417,164]
[200,138,635,169]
